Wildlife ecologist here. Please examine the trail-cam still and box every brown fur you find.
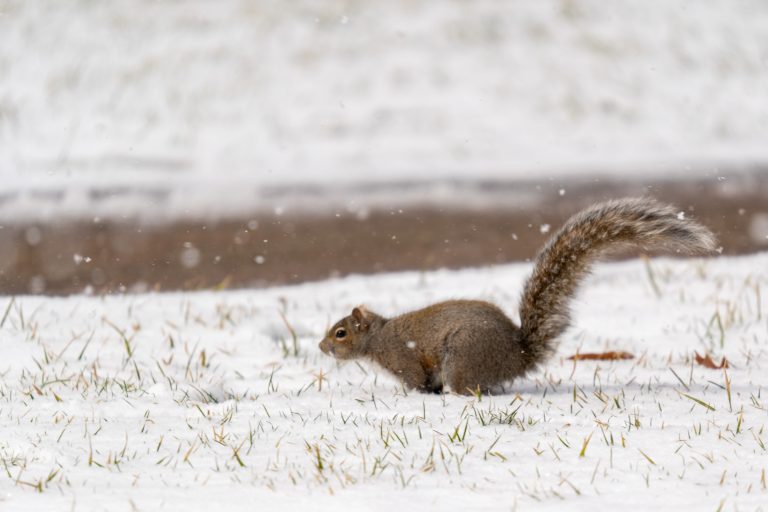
[318,198,717,395]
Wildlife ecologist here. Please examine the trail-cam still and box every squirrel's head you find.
[319,305,383,360]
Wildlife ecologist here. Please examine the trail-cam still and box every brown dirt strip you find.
[0,174,766,295]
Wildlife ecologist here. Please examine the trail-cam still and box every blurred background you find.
[1,0,767,295]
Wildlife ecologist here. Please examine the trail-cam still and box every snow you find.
[1,0,768,221]
[2,252,767,510]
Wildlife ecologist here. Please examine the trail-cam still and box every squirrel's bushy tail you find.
[518,197,716,371]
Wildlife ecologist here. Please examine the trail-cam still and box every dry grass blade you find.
[679,392,716,411]
[1,297,16,328]
[278,309,299,357]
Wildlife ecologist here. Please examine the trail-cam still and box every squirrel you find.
[318,197,716,395]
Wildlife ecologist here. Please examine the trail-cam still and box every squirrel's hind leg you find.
[441,343,493,396]
[441,327,524,395]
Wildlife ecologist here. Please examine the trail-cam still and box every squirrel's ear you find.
[352,306,370,331]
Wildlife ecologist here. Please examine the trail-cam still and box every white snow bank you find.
[1,0,767,221]
[1,252,767,510]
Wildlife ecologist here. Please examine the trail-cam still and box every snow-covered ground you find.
[1,0,768,220]
[1,252,767,511]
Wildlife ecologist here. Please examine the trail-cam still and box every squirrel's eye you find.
[334,328,347,339]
